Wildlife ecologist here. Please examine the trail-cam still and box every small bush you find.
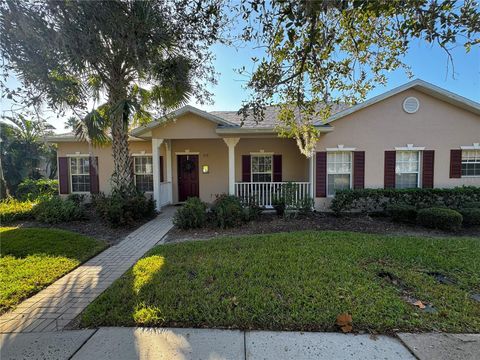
[211,194,244,229]
[15,178,58,201]
[386,204,417,223]
[94,191,156,227]
[173,197,207,230]
[272,196,286,216]
[0,198,35,223]
[459,208,480,226]
[33,196,86,224]
[242,201,262,222]
[416,207,463,232]
[297,197,314,216]
[67,193,86,205]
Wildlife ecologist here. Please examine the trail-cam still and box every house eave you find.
[46,135,147,143]
[215,125,334,135]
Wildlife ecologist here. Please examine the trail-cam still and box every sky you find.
[1,37,479,133]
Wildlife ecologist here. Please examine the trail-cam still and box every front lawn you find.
[80,231,480,333]
[0,227,107,314]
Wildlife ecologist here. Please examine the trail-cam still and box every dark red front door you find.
[177,155,199,202]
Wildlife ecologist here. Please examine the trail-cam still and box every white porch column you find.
[152,138,164,211]
[165,139,173,203]
[223,137,240,195]
[309,153,315,198]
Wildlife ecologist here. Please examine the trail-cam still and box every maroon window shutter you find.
[450,149,462,178]
[58,157,69,194]
[160,156,164,182]
[242,155,251,182]
[316,152,327,197]
[89,157,100,194]
[273,154,282,182]
[384,151,396,189]
[353,151,365,189]
[422,150,435,188]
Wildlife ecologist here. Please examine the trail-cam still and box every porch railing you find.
[159,181,172,207]
[234,182,311,208]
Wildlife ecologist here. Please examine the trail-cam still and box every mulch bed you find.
[11,207,148,245]
[165,212,480,243]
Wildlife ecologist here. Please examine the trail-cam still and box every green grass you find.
[0,227,107,314]
[81,231,480,333]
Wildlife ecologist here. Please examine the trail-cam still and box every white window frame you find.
[326,151,352,197]
[461,149,480,178]
[68,155,91,194]
[133,155,154,193]
[395,150,421,189]
[250,153,273,183]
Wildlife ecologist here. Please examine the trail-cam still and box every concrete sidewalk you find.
[2,327,479,360]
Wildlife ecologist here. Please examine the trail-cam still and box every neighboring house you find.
[48,79,480,211]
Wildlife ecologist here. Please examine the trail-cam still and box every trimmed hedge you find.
[0,199,35,223]
[330,187,480,214]
[16,178,58,201]
[93,191,156,227]
[33,196,86,224]
[417,207,463,232]
[386,204,417,223]
[459,208,480,226]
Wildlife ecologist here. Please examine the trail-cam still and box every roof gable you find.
[319,79,480,125]
[131,105,238,137]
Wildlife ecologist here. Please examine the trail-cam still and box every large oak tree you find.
[238,0,480,157]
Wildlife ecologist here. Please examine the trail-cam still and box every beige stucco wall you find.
[56,140,163,194]
[234,138,309,182]
[315,88,480,209]
[168,137,309,203]
[151,113,220,139]
[56,136,309,203]
[170,139,228,203]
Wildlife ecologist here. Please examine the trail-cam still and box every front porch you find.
[150,137,314,210]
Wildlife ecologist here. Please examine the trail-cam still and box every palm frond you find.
[73,108,110,146]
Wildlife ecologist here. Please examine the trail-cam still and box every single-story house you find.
[48,79,480,211]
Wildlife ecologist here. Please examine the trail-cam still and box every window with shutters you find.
[395,151,420,188]
[69,157,90,193]
[462,150,480,177]
[327,152,352,196]
[251,155,272,182]
[134,156,153,192]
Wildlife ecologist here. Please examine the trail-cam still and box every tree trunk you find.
[0,149,9,199]
[110,112,134,193]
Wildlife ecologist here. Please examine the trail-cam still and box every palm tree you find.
[1,0,222,194]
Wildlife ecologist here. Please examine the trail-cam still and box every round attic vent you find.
[403,97,420,114]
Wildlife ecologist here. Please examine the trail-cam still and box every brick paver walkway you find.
[0,207,175,334]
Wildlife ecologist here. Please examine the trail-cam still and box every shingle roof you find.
[210,103,350,128]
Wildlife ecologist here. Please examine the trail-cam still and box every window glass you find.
[395,151,419,189]
[70,157,90,193]
[251,155,272,182]
[327,152,352,196]
[462,150,480,177]
[134,156,153,192]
